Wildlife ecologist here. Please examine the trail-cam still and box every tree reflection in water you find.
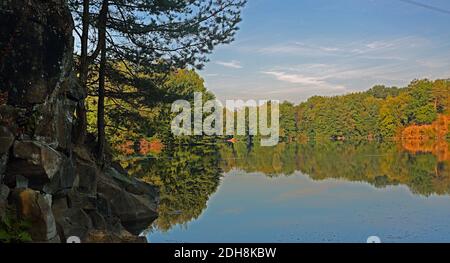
[122,138,450,232]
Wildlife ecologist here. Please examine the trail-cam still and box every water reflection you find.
[123,139,450,239]
[121,138,222,232]
[221,141,450,196]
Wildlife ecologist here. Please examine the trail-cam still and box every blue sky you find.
[201,0,450,103]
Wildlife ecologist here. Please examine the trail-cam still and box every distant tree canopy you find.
[278,79,450,141]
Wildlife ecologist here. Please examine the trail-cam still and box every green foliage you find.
[378,93,410,137]
[406,79,434,124]
[95,67,224,231]
[124,140,222,232]
[86,68,214,154]
[367,85,400,99]
[69,0,246,157]
[0,208,32,243]
[296,93,384,139]
[279,101,297,139]
[414,104,437,124]
[292,79,450,140]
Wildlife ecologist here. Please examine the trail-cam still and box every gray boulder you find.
[13,140,63,180]
[74,160,98,195]
[11,188,59,242]
[53,206,93,242]
[98,169,158,235]
[43,156,76,195]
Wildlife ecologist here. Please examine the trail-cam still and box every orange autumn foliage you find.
[402,115,449,140]
[117,139,164,156]
[117,140,135,155]
[226,138,238,144]
[402,139,449,162]
[401,115,450,162]
[139,138,164,155]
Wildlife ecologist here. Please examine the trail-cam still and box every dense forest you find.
[280,79,450,141]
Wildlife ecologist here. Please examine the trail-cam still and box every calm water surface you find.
[135,141,450,243]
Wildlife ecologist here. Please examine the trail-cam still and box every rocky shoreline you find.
[0,0,158,243]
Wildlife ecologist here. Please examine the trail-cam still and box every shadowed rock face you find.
[0,0,74,106]
[0,0,82,151]
[0,0,159,243]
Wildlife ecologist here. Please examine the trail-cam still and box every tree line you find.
[279,79,450,141]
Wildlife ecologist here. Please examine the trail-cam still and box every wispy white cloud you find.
[415,57,450,69]
[256,36,429,59]
[203,73,220,77]
[262,71,346,91]
[258,42,342,56]
[267,63,409,85]
[215,60,243,69]
[366,41,395,50]
[263,71,325,85]
[256,36,445,93]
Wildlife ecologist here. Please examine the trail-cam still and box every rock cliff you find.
[0,0,158,243]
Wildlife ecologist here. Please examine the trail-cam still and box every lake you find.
[130,140,450,243]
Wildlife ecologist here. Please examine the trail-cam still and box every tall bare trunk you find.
[97,45,106,160]
[97,0,108,160]
[74,0,90,145]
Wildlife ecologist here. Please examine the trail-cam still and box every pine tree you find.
[68,0,246,159]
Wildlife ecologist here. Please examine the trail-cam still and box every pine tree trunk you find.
[97,44,106,160]
[97,0,108,160]
[73,0,90,145]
